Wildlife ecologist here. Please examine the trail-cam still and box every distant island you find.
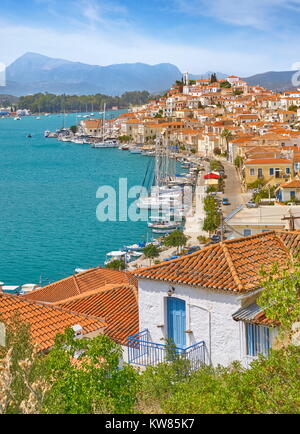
[13,91,153,113]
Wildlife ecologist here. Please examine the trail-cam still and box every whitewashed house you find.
[129,231,300,369]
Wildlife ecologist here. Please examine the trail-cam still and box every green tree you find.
[152,346,300,414]
[220,81,231,88]
[288,105,298,112]
[143,244,160,266]
[70,125,78,134]
[106,260,126,271]
[42,329,138,414]
[163,230,188,254]
[221,129,234,156]
[234,155,243,169]
[210,73,218,84]
[258,257,300,330]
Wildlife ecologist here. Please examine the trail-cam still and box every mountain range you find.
[0,53,299,97]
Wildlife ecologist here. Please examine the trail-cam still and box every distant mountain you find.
[1,52,183,96]
[244,70,300,91]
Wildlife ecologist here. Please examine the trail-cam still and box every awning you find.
[232,303,263,322]
[204,173,220,179]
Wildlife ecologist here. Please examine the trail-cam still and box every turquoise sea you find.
[0,112,155,286]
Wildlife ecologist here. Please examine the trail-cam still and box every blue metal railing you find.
[224,205,244,223]
[127,330,205,371]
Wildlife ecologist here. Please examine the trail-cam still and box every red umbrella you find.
[204,172,220,180]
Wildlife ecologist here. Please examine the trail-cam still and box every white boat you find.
[130,251,144,258]
[92,140,119,148]
[75,268,88,274]
[14,117,21,120]
[152,228,176,234]
[44,130,51,138]
[148,221,181,230]
[105,251,131,266]
[36,117,41,120]
[130,147,142,154]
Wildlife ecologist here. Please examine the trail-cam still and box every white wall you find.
[138,279,246,367]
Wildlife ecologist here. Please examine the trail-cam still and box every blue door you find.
[167,298,186,348]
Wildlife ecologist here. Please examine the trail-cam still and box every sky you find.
[0,0,300,76]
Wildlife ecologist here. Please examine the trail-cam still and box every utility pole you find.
[282,210,300,231]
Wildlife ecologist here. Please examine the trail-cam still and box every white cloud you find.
[176,0,300,29]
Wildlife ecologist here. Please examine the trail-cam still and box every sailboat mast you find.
[103,103,106,142]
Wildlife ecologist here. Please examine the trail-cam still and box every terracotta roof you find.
[133,231,300,293]
[0,294,107,351]
[280,180,300,188]
[22,268,137,303]
[245,158,292,165]
[54,284,138,345]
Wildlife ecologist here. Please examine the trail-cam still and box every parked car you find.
[222,198,231,206]
[246,200,259,208]
[211,234,221,244]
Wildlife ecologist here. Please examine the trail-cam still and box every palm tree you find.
[221,129,234,158]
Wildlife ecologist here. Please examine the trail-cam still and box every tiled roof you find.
[245,158,292,165]
[22,268,136,303]
[133,231,300,293]
[54,284,138,345]
[0,294,107,351]
[280,180,300,188]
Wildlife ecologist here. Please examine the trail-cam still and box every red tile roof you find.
[22,268,137,303]
[54,284,138,345]
[133,231,300,293]
[0,294,107,351]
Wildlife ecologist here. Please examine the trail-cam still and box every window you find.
[269,168,274,176]
[275,168,280,178]
[250,168,255,176]
[243,229,252,237]
[258,168,263,179]
[286,168,290,175]
[291,191,296,200]
[246,323,271,357]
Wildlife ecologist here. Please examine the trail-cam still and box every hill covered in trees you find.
[17,91,152,113]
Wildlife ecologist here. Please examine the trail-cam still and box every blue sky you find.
[1,0,300,75]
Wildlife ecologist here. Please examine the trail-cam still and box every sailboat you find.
[136,134,182,211]
[91,104,119,148]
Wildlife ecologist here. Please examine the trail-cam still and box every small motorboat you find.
[105,251,131,265]
[27,134,32,138]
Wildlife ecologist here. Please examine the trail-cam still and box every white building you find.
[130,231,300,369]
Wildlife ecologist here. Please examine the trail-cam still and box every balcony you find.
[128,329,206,371]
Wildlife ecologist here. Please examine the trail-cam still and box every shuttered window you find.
[246,323,271,357]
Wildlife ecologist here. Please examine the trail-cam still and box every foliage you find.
[143,244,160,265]
[206,185,217,193]
[247,178,266,189]
[209,159,222,171]
[0,315,47,414]
[152,346,300,414]
[70,125,78,134]
[118,135,132,143]
[220,81,231,88]
[203,196,221,233]
[234,155,243,169]
[105,260,126,271]
[197,235,209,244]
[288,105,298,112]
[213,147,221,156]
[233,89,243,96]
[210,73,218,84]
[17,91,151,113]
[163,230,188,253]
[42,329,138,414]
[258,258,300,330]
[253,185,276,203]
